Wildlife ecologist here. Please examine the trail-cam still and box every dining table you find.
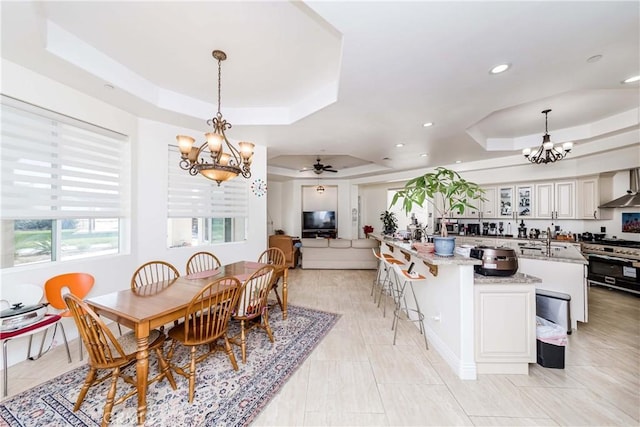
[85,260,287,426]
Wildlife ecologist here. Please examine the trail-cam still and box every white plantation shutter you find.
[1,97,129,220]
[167,146,248,218]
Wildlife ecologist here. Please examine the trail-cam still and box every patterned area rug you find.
[1,305,339,426]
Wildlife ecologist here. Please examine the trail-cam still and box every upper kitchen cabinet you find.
[517,185,533,218]
[480,187,497,219]
[535,181,575,219]
[577,175,613,220]
[451,186,496,219]
[498,186,515,219]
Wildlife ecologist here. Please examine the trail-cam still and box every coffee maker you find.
[482,222,489,236]
[517,220,527,239]
[487,222,497,236]
[467,223,480,236]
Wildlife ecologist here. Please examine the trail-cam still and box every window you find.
[0,97,129,268]
[167,146,247,247]
[387,189,428,232]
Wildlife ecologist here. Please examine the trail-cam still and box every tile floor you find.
[2,268,639,426]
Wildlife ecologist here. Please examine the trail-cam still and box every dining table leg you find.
[135,331,150,426]
[282,267,288,319]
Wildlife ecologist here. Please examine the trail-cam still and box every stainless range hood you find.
[599,168,640,208]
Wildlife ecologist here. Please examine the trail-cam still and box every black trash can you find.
[535,316,567,369]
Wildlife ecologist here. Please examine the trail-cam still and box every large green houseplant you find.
[390,167,485,255]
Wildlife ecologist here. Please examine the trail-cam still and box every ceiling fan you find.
[302,158,338,174]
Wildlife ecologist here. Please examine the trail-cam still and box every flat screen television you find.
[303,211,336,230]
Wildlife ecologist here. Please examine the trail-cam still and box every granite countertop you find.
[372,233,587,265]
[474,272,542,284]
[377,237,481,266]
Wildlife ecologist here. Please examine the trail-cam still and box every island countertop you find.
[474,272,542,284]
[375,235,481,266]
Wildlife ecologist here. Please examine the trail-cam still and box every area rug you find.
[0,305,339,427]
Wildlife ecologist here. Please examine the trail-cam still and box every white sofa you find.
[300,238,379,269]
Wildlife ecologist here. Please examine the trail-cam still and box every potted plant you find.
[380,211,398,236]
[390,167,485,256]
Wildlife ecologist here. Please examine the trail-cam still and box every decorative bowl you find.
[412,242,435,253]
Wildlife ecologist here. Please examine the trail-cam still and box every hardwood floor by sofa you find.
[3,269,638,426]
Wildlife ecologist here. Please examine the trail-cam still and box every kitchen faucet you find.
[546,227,551,256]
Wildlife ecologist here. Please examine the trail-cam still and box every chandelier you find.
[176,50,254,185]
[522,109,573,165]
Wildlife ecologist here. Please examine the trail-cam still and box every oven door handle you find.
[588,254,633,264]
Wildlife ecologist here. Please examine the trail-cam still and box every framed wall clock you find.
[251,178,267,197]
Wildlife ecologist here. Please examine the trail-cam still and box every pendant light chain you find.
[217,56,222,116]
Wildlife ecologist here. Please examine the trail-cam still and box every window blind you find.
[0,97,129,220]
[167,146,248,218]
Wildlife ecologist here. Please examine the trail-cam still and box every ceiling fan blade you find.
[326,169,338,173]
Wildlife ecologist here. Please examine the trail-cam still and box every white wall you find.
[0,60,268,368]
[302,185,338,211]
[266,181,282,235]
[276,179,356,239]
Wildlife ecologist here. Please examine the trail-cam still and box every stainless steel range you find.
[582,239,640,294]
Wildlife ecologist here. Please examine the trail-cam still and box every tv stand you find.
[302,229,336,239]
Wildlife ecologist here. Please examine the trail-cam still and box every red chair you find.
[1,283,71,397]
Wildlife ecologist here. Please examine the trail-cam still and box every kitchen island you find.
[458,236,588,329]
[374,235,541,380]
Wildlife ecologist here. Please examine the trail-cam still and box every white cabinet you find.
[498,186,515,219]
[516,185,533,218]
[480,187,497,218]
[535,181,575,219]
[474,283,536,374]
[577,175,613,220]
[450,186,494,219]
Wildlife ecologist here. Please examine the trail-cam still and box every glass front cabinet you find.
[516,185,533,217]
[498,186,514,218]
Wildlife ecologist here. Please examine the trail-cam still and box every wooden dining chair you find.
[229,265,276,364]
[63,294,176,427]
[186,251,222,275]
[257,248,286,312]
[131,260,180,290]
[129,260,181,334]
[166,276,242,403]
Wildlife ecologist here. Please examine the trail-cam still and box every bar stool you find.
[377,254,405,317]
[371,248,388,300]
[390,263,429,350]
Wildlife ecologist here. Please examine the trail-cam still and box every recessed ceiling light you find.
[395,143,404,148]
[420,153,428,157]
[622,75,640,84]
[422,122,434,127]
[489,63,510,74]
[455,160,462,164]
[586,54,603,63]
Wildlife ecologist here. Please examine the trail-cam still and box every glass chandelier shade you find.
[522,109,572,165]
[177,50,255,185]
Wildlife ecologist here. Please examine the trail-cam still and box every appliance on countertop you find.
[469,246,519,276]
[581,239,640,294]
[467,223,481,236]
[436,218,459,235]
[599,168,640,208]
[487,222,497,236]
[518,220,527,239]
